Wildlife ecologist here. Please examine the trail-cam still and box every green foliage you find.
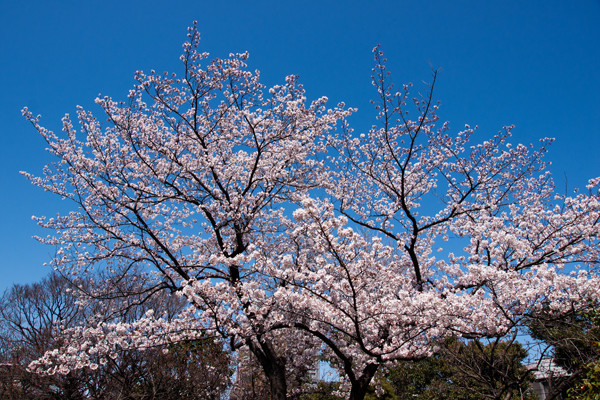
[529,306,600,399]
[378,355,452,400]
[529,307,600,373]
[300,382,344,400]
[564,309,600,400]
[366,337,536,400]
[567,359,600,399]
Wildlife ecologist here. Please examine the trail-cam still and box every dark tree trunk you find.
[248,339,288,400]
[264,362,287,400]
[348,363,379,400]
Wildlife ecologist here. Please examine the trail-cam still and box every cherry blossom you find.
[22,30,600,400]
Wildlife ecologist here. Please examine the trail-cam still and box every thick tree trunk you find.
[348,363,379,400]
[248,339,288,400]
[349,384,370,400]
[263,360,288,400]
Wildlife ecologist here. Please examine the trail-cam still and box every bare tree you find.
[0,272,232,399]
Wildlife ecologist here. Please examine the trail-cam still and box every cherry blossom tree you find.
[23,23,348,400]
[21,26,600,400]
[262,49,600,399]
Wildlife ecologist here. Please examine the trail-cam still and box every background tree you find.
[376,336,535,400]
[567,358,600,400]
[0,272,232,400]
[0,272,86,399]
[527,307,600,400]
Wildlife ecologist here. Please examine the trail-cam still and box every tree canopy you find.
[20,23,600,400]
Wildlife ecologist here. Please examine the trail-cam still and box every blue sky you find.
[1,0,598,292]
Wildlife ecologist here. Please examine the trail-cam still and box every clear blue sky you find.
[1,0,598,292]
